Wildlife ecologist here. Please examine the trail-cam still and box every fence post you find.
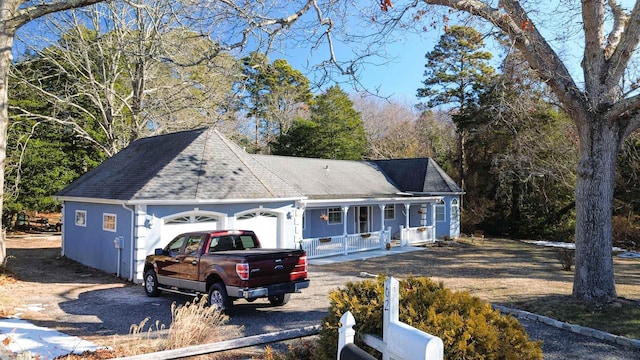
[338,311,356,358]
[383,277,444,360]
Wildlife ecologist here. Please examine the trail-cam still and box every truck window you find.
[210,236,235,251]
[239,235,258,249]
[167,236,187,256]
[184,235,202,255]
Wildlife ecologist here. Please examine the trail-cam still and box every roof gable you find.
[371,158,462,194]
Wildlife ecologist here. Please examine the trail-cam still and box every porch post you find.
[403,203,411,247]
[431,201,437,241]
[342,206,349,255]
[379,204,386,249]
[404,203,410,228]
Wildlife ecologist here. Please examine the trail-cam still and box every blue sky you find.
[274,30,443,105]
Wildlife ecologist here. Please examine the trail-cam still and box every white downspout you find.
[122,204,135,282]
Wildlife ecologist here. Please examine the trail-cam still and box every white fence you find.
[301,229,390,259]
[338,277,444,360]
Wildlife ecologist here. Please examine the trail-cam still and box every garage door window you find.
[166,215,218,224]
[237,212,277,220]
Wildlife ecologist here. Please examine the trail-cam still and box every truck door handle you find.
[191,260,198,265]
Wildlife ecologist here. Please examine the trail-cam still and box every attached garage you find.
[235,211,280,248]
[161,212,222,245]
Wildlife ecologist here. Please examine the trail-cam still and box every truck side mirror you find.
[154,248,165,256]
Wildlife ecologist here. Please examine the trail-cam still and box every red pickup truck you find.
[143,230,309,310]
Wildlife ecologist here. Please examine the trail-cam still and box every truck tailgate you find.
[239,249,308,286]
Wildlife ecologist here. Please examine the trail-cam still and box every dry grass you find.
[62,297,236,359]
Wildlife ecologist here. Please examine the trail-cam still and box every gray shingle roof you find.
[55,128,303,201]
[254,155,402,199]
[56,128,462,202]
[371,158,463,194]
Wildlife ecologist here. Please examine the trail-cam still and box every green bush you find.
[315,276,542,360]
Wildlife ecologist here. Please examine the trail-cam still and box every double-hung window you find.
[327,207,342,225]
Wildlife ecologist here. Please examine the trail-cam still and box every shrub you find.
[315,276,543,360]
[263,340,319,360]
[555,248,575,271]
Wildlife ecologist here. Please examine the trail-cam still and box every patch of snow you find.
[524,240,640,258]
[0,318,105,359]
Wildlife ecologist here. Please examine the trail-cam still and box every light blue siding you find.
[62,202,132,277]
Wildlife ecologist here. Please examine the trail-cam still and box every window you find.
[168,236,187,256]
[103,213,116,232]
[75,210,87,227]
[384,205,395,220]
[451,199,459,220]
[327,207,342,225]
[184,235,202,255]
[435,205,446,222]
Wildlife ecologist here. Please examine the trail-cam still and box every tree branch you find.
[422,0,586,120]
[7,0,107,31]
[604,1,640,92]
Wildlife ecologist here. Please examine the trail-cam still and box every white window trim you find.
[384,204,396,220]
[75,210,87,227]
[103,213,117,232]
[435,205,446,222]
[327,207,342,225]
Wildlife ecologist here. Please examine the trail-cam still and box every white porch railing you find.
[401,225,436,246]
[301,229,390,259]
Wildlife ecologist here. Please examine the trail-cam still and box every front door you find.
[357,206,371,233]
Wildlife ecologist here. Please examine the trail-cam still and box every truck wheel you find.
[208,283,232,311]
[268,293,290,306]
[144,269,162,297]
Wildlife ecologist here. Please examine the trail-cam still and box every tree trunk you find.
[573,117,619,303]
[0,29,13,264]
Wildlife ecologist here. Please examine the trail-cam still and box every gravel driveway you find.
[2,236,640,359]
[25,267,640,359]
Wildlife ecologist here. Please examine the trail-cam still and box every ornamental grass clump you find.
[163,296,229,350]
[314,276,542,360]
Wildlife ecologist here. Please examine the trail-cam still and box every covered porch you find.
[296,197,443,259]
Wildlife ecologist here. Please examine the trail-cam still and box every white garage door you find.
[236,211,278,248]
[161,214,219,246]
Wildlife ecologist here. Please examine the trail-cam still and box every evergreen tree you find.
[417,26,496,189]
[272,85,367,160]
[242,52,313,153]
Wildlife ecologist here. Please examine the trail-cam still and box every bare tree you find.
[354,94,419,158]
[12,1,242,157]
[377,0,638,303]
[0,0,331,264]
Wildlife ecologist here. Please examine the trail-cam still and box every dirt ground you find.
[324,238,640,305]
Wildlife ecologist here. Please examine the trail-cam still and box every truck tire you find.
[208,282,232,311]
[144,269,162,297]
[268,293,290,306]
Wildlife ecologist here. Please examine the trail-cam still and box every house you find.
[55,127,464,283]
